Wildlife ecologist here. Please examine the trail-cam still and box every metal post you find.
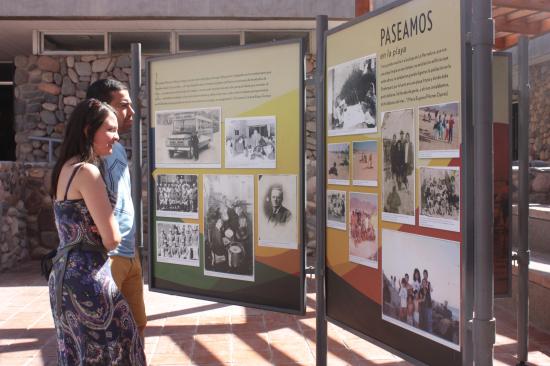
[516,36,530,366]
[472,1,495,365]
[315,14,328,366]
[462,0,474,363]
[131,43,143,250]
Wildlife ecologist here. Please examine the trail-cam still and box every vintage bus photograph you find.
[155,107,221,168]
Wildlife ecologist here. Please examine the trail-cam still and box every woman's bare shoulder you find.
[77,162,101,178]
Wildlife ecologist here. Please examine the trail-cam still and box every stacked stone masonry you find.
[529,59,550,163]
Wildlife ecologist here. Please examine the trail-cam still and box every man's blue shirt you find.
[103,142,135,258]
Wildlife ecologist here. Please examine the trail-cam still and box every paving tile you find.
[231,349,273,365]
[2,260,550,365]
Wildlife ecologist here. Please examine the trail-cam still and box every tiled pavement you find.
[1,261,550,365]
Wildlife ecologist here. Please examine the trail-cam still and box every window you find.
[178,33,241,52]
[111,32,171,54]
[244,30,309,51]
[41,33,107,54]
[36,29,312,56]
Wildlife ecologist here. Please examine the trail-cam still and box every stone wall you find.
[0,162,55,272]
[304,54,317,256]
[13,54,135,162]
[529,59,550,162]
[512,167,550,205]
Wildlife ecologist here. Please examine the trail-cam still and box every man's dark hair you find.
[86,79,128,104]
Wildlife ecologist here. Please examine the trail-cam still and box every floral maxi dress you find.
[48,166,146,365]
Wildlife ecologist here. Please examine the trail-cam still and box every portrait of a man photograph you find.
[258,174,298,249]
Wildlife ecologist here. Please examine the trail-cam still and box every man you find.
[402,132,414,189]
[386,185,401,213]
[86,79,146,340]
[266,185,291,225]
[190,131,199,160]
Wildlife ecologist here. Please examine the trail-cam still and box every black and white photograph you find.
[327,190,346,230]
[258,175,298,249]
[349,192,378,269]
[382,229,460,350]
[203,175,254,281]
[155,107,221,168]
[418,102,461,158]
[156,174,199,219]
[419,167,460,232]
[225,116,276,169]
[327,143,350,185]
[381,108,416,225]
[156,221,200,267]
[328,54,377,136]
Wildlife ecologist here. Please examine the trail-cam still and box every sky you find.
[381,229,460,309]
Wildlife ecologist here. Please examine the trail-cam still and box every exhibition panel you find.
[147,40,305,313]
[325,0,465,363]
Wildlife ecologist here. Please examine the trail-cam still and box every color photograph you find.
[419,167,460,232]
[381,108,415,224]
[349,192,378,269]
[225,116,276,169]
[327,54,377,136]
[327,143,350,185]
[352,140,378,186]
[155,107,221,168]
[382,229,460,350]
[156,221,200,267]
[155,174,199,219]
[203,175,254,281]
[327,190,346,230]
[418,102,461,158]
[257,174,298,249]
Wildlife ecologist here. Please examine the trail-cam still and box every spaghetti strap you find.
[63,163,84,201]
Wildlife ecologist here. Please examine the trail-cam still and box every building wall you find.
[1,53,142,272]
[529,59,550,162]
[2,51,320,270]
[13,54,135,162]
[0,0,354,18]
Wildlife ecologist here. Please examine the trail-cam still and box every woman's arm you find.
[76,163,121,251]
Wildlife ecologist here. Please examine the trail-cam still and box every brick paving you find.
[1,261,549,365]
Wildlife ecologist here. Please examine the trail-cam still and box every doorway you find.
[0,62,15,161]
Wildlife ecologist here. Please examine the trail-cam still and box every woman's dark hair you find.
[50,98,116,198]
[413,268,421,282]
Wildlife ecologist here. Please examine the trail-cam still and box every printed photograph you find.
[381,108,416,224]
[156,221,200,267]
[258,175,298,249]
[155,107,221,168]
[156,174,198,219]
[349,192,378,269]
[327,143,350,185]
[418,102,461,158]
[419,167,460,232]
[327,190,346,230]
[382,229,461,350]
[203,175,254,281]
[328,54,377,136]
[352,140,378,186]
[225,116,276,169]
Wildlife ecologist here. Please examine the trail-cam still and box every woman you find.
[48,99,145,365]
